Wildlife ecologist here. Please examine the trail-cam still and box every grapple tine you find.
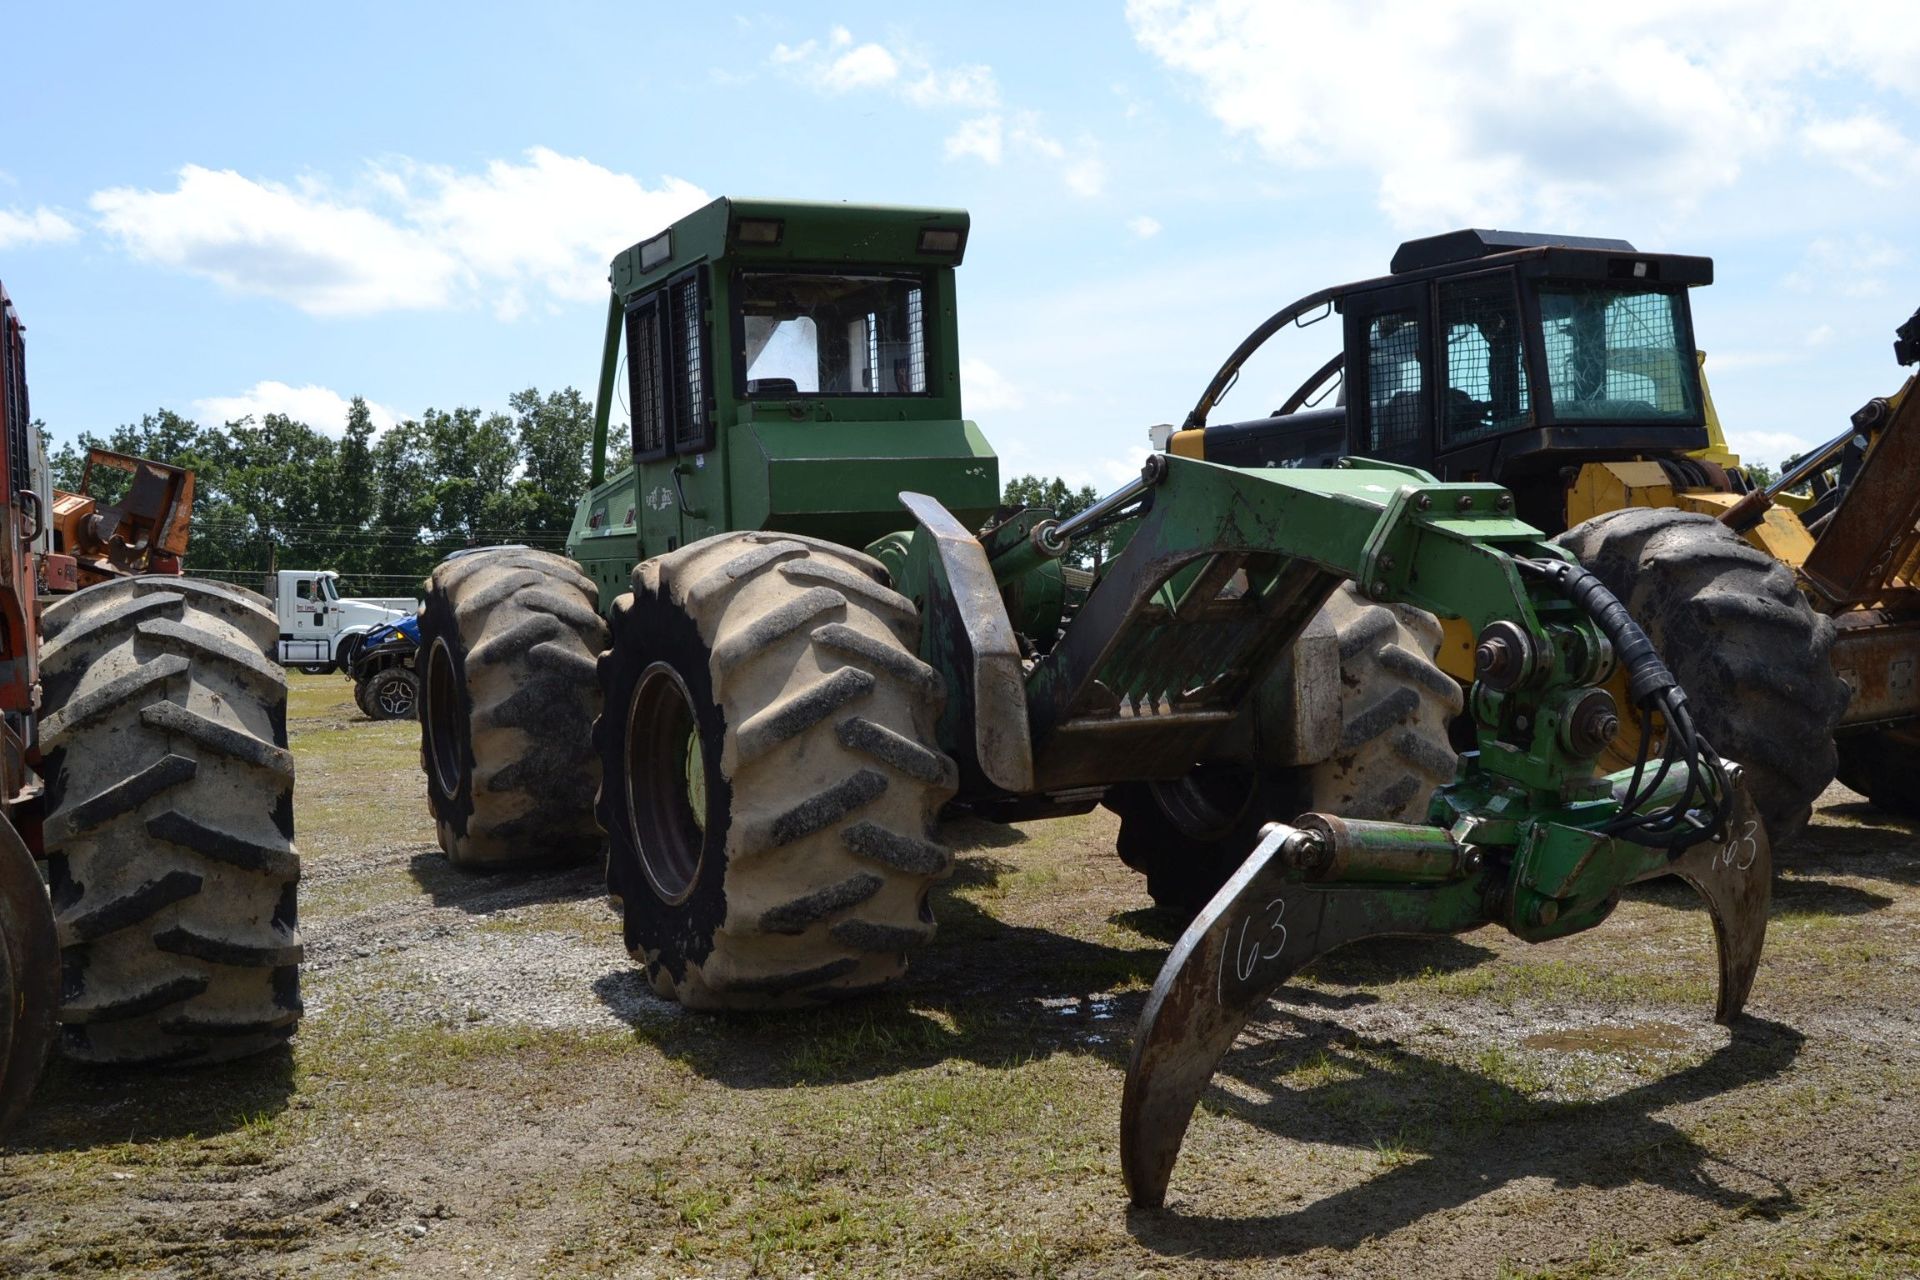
[1640,771,1770,1023]
[1120,823,1469,1209]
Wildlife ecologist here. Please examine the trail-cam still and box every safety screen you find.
[625,298,668,460]
[1441,276,1531,442]
[1367,310,1425,450]
[670,276,710,453]
[626,273,711,460]
[1538,283,1698,421]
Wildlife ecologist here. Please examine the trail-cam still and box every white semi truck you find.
[267,569,416,672]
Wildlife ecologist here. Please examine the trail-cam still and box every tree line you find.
[47,388,595,592]
[47,389,1112,592]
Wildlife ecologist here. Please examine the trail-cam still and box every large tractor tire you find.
[0,812,59,1131]
[419,549,607,869]
[1835,727,1920,817]
[1109,582,1463,915]
[1557,508,1849,846]
[597,532,958,1009]
[38,577,301,1065]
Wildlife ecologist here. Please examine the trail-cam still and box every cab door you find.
[625,268,718,555]
[1341,283,1435,472]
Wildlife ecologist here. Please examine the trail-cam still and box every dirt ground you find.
[2,672,1918,1278]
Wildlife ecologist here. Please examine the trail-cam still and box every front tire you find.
[1109,582,1463,915]
[1557,508,1849,846]
[596,533,957,1009]
[365,666,420,721]
[418,549,607,868]
[39,577,301,1065]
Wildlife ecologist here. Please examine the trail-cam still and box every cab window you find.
[739,271,927,397]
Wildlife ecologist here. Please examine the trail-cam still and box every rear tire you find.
[1835,726,1920,817]
[419,549,607,869]
[1110,582,1463,915]
[38,577,301,1065]
[596,532,957,1009]
[1557,508,1849,846]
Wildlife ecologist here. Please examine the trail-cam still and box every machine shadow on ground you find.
[4,1044,299,1154]
[1127,1016,1806,1259]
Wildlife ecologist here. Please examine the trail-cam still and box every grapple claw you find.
[1119,823,1472,1209]
[1640,771,1770,1023]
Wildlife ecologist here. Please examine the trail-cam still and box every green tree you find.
[1002,474,1113,568]
[510,386,595,539]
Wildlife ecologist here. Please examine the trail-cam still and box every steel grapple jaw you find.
[1119,773,1770,1210]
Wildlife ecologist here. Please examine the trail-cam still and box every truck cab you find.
[266,569,415,670]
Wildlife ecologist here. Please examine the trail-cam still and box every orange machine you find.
[48,448,194,589]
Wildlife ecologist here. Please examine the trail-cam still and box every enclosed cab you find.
[567,197,1000,609]
[1173,230,1716,532]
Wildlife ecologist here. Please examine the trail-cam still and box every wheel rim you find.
[378,675,417,718]
[1149,764,1256,840]
[423,639,464,798]
[625,661,709,905]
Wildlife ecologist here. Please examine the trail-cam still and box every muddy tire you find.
[364,666,419,721]
[1557,508,1849,846]
[1110,582,1462,914]
[419,549,607,869]
[597,532,957,1009]
[38,577,301,1065]
[1835,727,1920,817]
[352,676,377,719]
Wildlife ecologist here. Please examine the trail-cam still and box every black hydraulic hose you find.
[1516,558,1730,851]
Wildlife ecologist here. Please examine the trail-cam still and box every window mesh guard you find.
[1539,284,1696,420]
[1441,278,1530,441]
[1368,310,1423,450]
[626,302,667,459]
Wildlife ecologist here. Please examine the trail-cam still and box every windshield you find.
[1537,283,1698,422]
[320,575,340,602]
[738,271,927,397]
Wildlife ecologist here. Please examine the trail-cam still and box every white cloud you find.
[91,150,708,318]
[941,111,1103,196]
[194,381,403,437]
[1784,235,1907,298]
[773,27,997,107]
[1128,215,1163,239]
[1724,427,1823,470]
[1802,112,1920,185]
[1128,0,1920,227]
[945,116,1004,165]
[0,206,79,249]
[961,358,1024,412]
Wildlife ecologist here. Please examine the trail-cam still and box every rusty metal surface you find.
[1802,388,1920,608]
[1830,610,1920,729]
[0,809,57,1135]
[1645,777,1770,1023]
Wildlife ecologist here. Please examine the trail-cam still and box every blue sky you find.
[4,1,1917,494]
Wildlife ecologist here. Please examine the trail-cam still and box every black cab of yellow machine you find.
[1169,229,1715,533]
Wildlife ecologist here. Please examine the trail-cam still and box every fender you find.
[895,492,1034,794]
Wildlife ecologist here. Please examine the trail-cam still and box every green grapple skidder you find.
[417,199,1773,1206]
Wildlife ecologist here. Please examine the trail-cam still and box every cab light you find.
[735,218,784,246]
[918,227,964,254]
